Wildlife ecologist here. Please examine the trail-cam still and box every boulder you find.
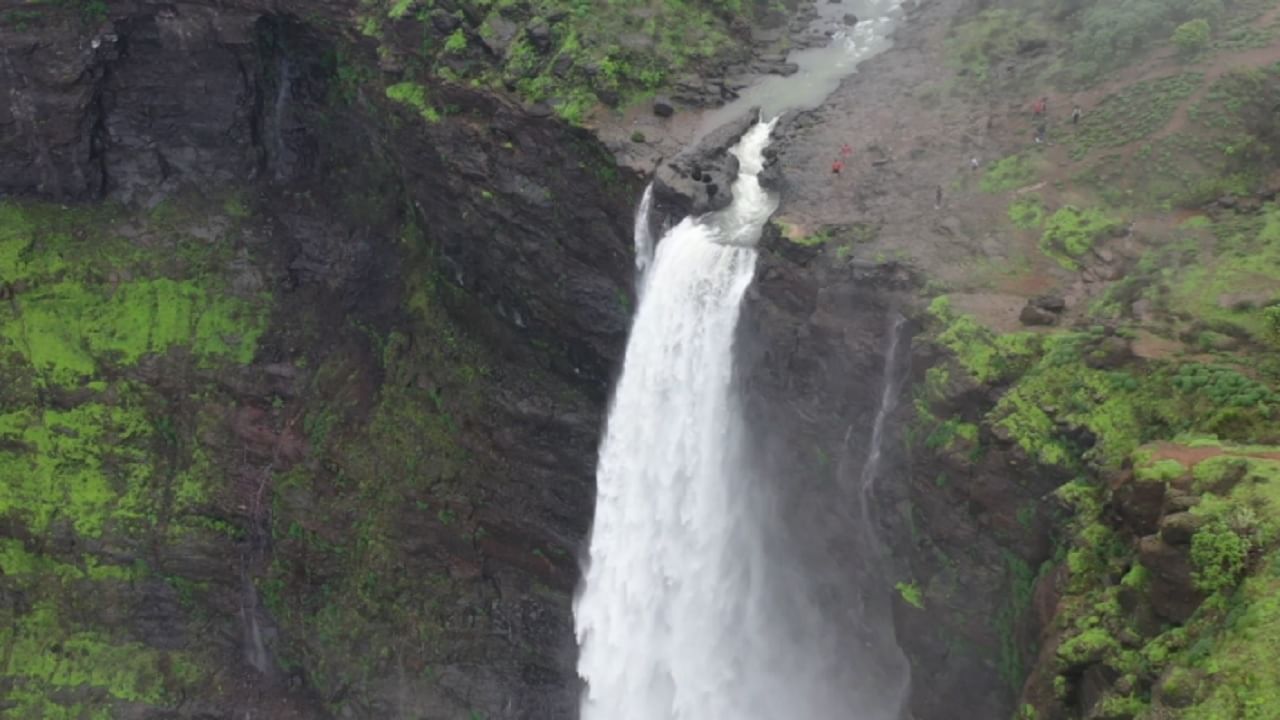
[843,13,859,25]
[430,10,461,34]
[652,110,760,221]
[1031,294,1066,312]
[1084,336,1133,369]
[525,21,552,53]
[1111,470,1166,536]
[1137,536,1203,623]
[481,16,519,56]
[551,53,573,77]
[1017,38,1049,55]
[1020,304,1057,326]
[652,97,675,117]
[1159,512,1201,546]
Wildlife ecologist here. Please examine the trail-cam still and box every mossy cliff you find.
[822,0,1280,717]
[0,0,735,715]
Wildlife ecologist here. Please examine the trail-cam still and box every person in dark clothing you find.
[1035,123,1047,144]
[1072,105,1082,125]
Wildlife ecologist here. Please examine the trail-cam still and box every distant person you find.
[1071,105,1082,125]
[840,143,854,157]
[1032,96,1047,117]
[970,157,980,171]
[1035,123,1047,144]
[935,185,943,209]
[832,159,844,175]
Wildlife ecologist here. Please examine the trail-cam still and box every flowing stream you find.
[577,2,908,717]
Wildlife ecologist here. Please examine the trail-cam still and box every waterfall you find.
[860,316,907,513]
[575,120,786,720]
[843,315,913,714]
[577,3,911,717]
[633,183,656,290]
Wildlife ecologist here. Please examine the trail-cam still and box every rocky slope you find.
[746,0,1280,717]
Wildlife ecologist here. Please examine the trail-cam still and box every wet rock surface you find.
[651,110,757,225]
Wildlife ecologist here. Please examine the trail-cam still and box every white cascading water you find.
[575,120,787,720]
[633,183,656,285]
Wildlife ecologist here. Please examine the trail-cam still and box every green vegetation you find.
[1189,517,1248,594]
[927,297,1038,385]
[792,228,831,247]
[3,600,200,717]
[1039,447,1280,719]
[0,196,269,716]
[1062,0,1232,83]
[1038,205,1121,269]
[916,3,1280,717]
[924,298,1280,474]
[981,154,1039,193]
[945,9,1045,84]
[895,581,925,609]
[355,0,773,123]
[0,201,265,387]
[1173,18,1212,56]
[1008,194,1045,230]
[1137,204,1280,345]
[1070,73,1202,160]
[386,81,441,123]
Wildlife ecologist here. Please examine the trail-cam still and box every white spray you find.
[633,183,656,291]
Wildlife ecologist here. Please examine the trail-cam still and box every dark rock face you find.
[0,5,268,200]
[736,227,952,716]
[651,110,759,225]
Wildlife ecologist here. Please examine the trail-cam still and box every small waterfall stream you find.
[633,183,656,290]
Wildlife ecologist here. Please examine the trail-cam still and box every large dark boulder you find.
[1137,536,1203,623]
[652,109,760,223]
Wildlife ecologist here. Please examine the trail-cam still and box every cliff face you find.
[1,2,640,717]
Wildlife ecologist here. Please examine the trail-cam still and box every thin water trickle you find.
[633,183,656,290]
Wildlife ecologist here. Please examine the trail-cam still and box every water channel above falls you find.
[575,2,910,718]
